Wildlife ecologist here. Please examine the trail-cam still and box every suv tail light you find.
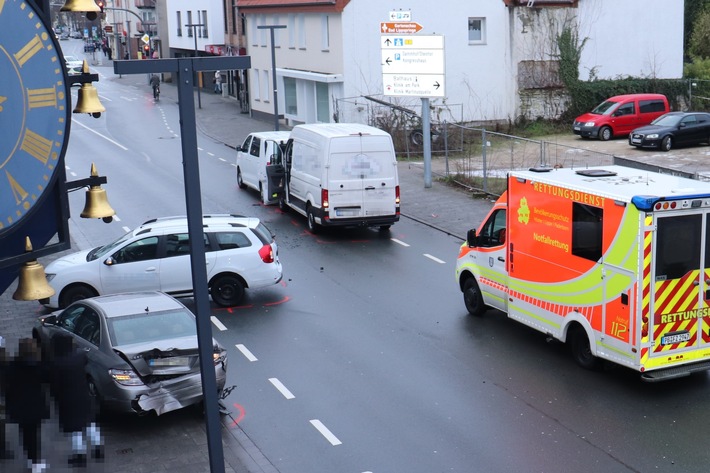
[322,189,329,209]
[258,244,274,263]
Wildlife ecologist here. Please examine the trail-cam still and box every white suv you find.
[236,131,290,204]
[41,214,283,309]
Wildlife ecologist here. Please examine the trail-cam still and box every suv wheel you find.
[237,169,246,189]
[211,275,245,307]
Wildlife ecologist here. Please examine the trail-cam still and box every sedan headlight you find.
[213,347,227,365]
[584,121,596,127]
[109,368,144,386]
[646,133,659,139]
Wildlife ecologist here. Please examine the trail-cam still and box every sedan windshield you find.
[591,100,620,116]
[87,231,134,261]
[651,114,682,127]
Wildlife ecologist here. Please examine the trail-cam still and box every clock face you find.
[0,0,70,236]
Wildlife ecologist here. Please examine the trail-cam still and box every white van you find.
[276,123,400,232]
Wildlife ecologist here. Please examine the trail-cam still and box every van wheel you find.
[279,195,288,212]
[463,278,486,316]
[661,136,672,151]
[59,284,97,309]
[598,126,612,141]
[569,326,602,370]
[306,205,319,233]
[379,225,391,231]
[211,275,245,307]
[237,169,246,189]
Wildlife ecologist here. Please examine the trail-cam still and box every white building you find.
[237,0,684,126]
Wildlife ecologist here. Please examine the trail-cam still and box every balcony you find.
[135,0,156,9]
[136,21,157,34]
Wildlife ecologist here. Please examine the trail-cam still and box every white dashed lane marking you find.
[424,253,446,264]
[211,316,227,331]
[269,378,295,400]
[310,419,342,446]
[391,238,410,247]
[235,344,258,361]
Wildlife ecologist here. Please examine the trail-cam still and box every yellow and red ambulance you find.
[455,165,710,381]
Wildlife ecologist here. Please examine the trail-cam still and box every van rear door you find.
[327,135,397,220]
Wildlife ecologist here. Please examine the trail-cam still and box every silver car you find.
[32,291,228,416]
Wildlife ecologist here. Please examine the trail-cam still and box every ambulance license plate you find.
[661,331,690,345]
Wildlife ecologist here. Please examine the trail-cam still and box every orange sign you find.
[380,22,423,34]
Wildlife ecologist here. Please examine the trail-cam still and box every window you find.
[297,14,306,48]
[262,70,270,102]
[165,234,191,257]
[197,10,202,37]
[284,77,297,114]
[240,135,252,152]
[250,15,258,46]
[572,203,603,262]
[615,102,635,116]
[288,14,295,48]
[114,236,159,264]
[477,209,506,248]
[639,99,666,113]
[468,17,486,44]
[187,11,193,37]
[249,136,261,157]
[321,14,329,50]
[177,11,182,36]
[214,232,252,250]
[316,82,329,122]
[252,70,260,100]
[260,15,267,46]
[656,215,701,280]
[202,10,208,37]
[74,310,100,345]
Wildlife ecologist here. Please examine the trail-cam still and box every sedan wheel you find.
[59,284,96,309]
[661,136,672,152]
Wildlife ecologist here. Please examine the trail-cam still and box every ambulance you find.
[455,165,710,381]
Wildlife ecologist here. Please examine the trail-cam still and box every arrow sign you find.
[380,22,423,34]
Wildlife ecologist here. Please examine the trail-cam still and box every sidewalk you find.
[1,62,494,472]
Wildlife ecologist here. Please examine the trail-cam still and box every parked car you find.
[64,55,82,75]
[236,131,290,205]
[40,214,283,309]
[573,93,669,141]
[71,31,84,39]
[32,291,228,416]
[629,111,710,151]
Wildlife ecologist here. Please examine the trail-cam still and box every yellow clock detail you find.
[0,0,70,236]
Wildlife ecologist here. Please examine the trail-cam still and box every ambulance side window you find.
[572,203,603,262]
[478,209,507,248]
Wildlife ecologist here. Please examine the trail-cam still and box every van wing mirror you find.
[467,229,478,248]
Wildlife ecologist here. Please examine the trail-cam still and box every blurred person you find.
[214,70,222,93]
[48,334,104,467]
[4,338,49,472]
[0,334,13,460]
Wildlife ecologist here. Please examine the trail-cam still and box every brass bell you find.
[13,237,55,301]
[74,62,106,118]
[81,163,115,221]
[60,0,101,20]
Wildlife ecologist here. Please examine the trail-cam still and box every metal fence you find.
[420,122,614,196]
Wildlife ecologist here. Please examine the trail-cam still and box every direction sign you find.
[380,22,423,34]
[381,34,445,98]
[389,10,411,22]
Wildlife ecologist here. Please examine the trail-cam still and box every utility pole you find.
[185,23,205,108]
[257,24,286,131]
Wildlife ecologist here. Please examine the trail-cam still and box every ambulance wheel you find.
[569,326,602,370]
[306,205,319,234]
[661,136,672,152]
[598,126,612,141]
[463,278,485,317]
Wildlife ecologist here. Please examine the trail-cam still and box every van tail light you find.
[258,244,274,263]
[395,185,401,205]
[322,189,329,209]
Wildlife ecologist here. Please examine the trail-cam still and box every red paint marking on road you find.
[315,238,335,244]
[263,295,290,306]
[214,304,254,313]
[230,403,246,426]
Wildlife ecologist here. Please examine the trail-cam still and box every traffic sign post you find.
[381,34,445,98]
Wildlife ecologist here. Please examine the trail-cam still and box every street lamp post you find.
[185,23,205,109]
[257,24,286,131]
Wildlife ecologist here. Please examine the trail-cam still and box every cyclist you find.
[150,74,160,100]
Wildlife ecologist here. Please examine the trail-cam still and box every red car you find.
[573,93,669,141]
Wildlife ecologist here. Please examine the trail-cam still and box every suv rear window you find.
[639,100,666,113]
[251,222,274,245]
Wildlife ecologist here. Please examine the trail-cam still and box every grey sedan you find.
[33,291,228,416]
